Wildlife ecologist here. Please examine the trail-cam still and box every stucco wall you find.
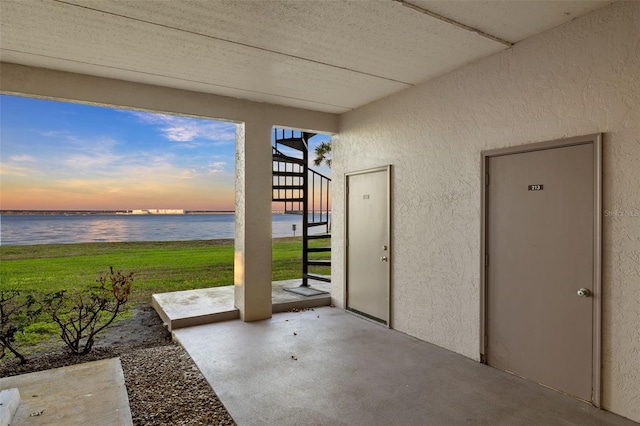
[332,1,639,421]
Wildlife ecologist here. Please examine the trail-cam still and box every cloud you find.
[40,130,72,138]
[0,163,36,177]
[10,154,36,162]
[207,161,226,175]
[129,112,236,143]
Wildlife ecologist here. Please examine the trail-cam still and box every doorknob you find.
[380,256,388,262]
[577,288,591,297]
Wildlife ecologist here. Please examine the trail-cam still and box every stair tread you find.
[307,221,329,228]
[308,247,331,252]
[273,171,305,177]
[308,259,331,266]
[272,185,304,190]
[307,233,331,239]
[272,197,304,202]
[273,153,304,164]
[276,137,306,152]
[304,273,331,283]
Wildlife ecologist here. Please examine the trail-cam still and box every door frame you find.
[480,134,602,406]
[344,165,393,328]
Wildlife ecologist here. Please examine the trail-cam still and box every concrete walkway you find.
[174,307,637,426]
[0,358,132,426]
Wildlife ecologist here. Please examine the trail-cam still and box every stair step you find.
[273,171,305,177]
[303,132,317,140]
[304,273,330,283]
[273,197,304,202]
[272,185,304,190]
[307,233,331,240]
[308,247,331,253]
[276,137,306,151]
[308,221,329,228]
[0,388,21,426]
[273,153,304,165]
[308,259,331,267]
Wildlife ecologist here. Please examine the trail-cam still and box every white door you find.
[346,166,390,324]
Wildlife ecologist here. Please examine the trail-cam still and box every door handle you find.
[380,256,388,262]
[577,288,591,297]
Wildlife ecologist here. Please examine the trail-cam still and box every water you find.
[0,213,330,246]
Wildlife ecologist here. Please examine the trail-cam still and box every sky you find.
[0,95,330,211]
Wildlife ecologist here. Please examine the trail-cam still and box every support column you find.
[234,121,273,321]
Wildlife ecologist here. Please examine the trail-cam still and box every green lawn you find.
[0,237,330,303]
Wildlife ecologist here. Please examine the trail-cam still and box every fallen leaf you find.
[30,410,44,417]
[291,355,298,360]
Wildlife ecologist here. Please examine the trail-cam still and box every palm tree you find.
[313,140,332,168]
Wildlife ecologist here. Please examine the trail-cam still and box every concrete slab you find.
[152,285,238,331]
[174,307,637,426]
[152,279,330,331]
[0,388,21,426]
[0,358,132,426]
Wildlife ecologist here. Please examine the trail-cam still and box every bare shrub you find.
[43,267,133,355]
[0,289,39,364]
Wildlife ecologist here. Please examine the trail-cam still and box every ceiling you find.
[0,0,614,114]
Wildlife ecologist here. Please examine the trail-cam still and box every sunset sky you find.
[0,95,330,211]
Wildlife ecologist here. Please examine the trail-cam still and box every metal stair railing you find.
[271,129,331,286]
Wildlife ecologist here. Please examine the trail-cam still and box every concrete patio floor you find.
[174,307,637,426]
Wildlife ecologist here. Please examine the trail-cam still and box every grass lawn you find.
[0,237,330,303]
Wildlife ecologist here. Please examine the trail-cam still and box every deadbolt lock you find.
[577,288,591,298]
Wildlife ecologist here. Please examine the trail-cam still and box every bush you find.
[0,289,39,364]
[42,267,133,355]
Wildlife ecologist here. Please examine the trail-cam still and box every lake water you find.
[0,213,328,246]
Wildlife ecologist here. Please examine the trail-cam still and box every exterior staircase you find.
[272,129,331,291]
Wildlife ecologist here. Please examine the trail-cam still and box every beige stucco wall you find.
[332,1,639,421]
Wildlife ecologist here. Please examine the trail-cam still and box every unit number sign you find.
[528,185,544,191]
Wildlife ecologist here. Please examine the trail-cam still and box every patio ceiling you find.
[0,0,614,114]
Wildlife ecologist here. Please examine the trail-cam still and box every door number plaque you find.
[528,185,544,191]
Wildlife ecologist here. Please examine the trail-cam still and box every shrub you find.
[0,289,39,364]
[42,267,133,355]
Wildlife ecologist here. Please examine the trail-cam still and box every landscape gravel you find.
[121,345,235,425]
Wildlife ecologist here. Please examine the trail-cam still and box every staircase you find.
[272,129,331,291]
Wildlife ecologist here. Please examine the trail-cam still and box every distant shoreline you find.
[1,210,314,215]
[0,210,236,215]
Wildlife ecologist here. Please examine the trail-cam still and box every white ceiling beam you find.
[393,0,514,47]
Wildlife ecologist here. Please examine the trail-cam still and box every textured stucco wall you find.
[333,1,639,421]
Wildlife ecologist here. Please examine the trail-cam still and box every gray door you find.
[486,143,595,401]
[346,167,390,324]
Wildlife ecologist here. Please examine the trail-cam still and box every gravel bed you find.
[0,307,235,425]
[121,345,235,425]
